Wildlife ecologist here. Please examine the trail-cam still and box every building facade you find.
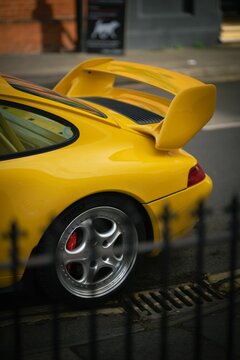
[126,0,222,49]
[0,0,230,54]
[0,0,76,53]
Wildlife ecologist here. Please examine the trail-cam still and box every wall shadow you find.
[32,0,75,52]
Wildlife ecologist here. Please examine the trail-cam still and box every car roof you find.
[0,74,107,119]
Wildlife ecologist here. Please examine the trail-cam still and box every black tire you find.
[36,194,146,304]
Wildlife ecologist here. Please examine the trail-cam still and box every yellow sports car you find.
[0,58,216,302]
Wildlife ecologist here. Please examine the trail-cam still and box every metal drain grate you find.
[124,280,224,318]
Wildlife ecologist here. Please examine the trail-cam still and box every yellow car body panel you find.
[144,175,212,246]
[0,59,215,289]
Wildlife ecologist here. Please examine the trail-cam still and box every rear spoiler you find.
[54,58,216,150]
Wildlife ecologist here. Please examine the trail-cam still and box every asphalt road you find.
[185,81,240,236]
[135,80,240,290]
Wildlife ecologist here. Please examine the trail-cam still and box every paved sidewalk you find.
[0,45,240,86]
[1,300,239,360]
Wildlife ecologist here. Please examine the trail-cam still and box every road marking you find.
[203,122,240,131]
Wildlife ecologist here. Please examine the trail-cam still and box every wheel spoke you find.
[62,245,88,266]
[83,218,102,244]
[104,256,122,269]
[81,261,98,285]
[108,229,121,247]
[101,228,121,248]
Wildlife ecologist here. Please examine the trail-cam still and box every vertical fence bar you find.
[89,308,97,360]
[124,220,137,360]
[124,296,133,360]
[194,201,207,360]
[89,245,98,360]
[124,244,135,360]
[8,221,23,360]
[52,299,60,360]
[160,205,171,360]
[226,196,239,360]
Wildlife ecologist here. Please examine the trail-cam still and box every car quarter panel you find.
[144,175,212,245]
[0,115,196,280]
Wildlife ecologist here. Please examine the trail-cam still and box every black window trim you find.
[0,100,80,161]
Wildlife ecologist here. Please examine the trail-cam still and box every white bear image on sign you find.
[91,20,120,40]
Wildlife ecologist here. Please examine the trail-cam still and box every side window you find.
[0,102,77,159]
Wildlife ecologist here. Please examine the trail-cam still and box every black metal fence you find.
[0,197,239,360]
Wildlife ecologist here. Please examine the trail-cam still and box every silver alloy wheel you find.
[56,206,138,298]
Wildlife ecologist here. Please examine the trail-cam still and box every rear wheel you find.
[37,195,146,303]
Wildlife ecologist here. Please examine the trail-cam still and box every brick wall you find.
[0,0,77,54]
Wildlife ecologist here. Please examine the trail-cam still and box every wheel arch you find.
[37,190,154,249]
[28,191,154,301]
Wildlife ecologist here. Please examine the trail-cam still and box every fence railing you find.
[0,196,239,360]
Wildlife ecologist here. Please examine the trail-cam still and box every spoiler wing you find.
[54,58,216,150]
[131,84,216,149]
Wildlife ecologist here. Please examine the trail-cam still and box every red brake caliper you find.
[66,231,77,272]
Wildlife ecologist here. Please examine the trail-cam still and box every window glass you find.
[0,102,77,159]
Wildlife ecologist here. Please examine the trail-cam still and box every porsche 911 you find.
[0,58,216,302]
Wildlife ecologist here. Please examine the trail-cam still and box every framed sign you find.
[87,0,125,54]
